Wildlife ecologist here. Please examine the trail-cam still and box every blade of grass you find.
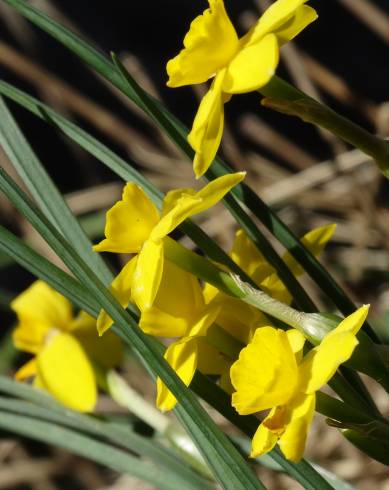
[0,0,371,339]
[0,168,266,489]
[0,409,197,490]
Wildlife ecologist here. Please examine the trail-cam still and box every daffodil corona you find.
[12,281,122,412]
[230,306,370,462]
[167,0,317,178]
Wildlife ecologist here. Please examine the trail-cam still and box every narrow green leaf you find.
[0,223,99,315]
[0,387,213,490]
[0,168,265,489]
[0,96,112,285]
[0,409,196,490]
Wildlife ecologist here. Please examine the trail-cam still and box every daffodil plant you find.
[1,0,389,486]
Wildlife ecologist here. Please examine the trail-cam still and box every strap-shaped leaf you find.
[0,408,200,490]
[0,97,112,285]
[0,383,213,490]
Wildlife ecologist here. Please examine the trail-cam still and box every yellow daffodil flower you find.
[12,281,122,412]
[98,253,228,411]
[94,172,245,329]
[230,305,369,462]
[167,0,317,177]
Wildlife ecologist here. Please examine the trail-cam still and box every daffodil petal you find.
[156,339,197,411]
[33,373,45,389]
[96,257,138,335]
[299,336,354,395]
[186,304,220,339]
[327,304,370,337]
[223,34,279,94]
[260,273,291,305]
[299,306,369,394]
[251,421,279,458]
[274,5,318,45]
[245,0,307,46]
[151,196,202,240]
[93,183,160,253]
[140,259,204,337]
[219,370,234,394]
[209,295,260,344]
[140,306,190,337]
[166,0,238,87]
[283,224,336,277]
[231,327,298,414]
[278,393,315,462]
[299,331,359,394]
[188,73,226,178]
[162,188,195,216]
[15,357,37,380]
[156,259,205,313]
[286,329,305,363]
[155,173,245,236]
[37,332,97,412]
[230,229,273,284]
[12,281,73,353]
[132,239,164,311]
[194,171,246,213]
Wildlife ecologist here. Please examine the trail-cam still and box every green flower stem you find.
[106,370,169,433]
[164,237,312,331]
[105,370,214,480]
[260,76,389,178]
